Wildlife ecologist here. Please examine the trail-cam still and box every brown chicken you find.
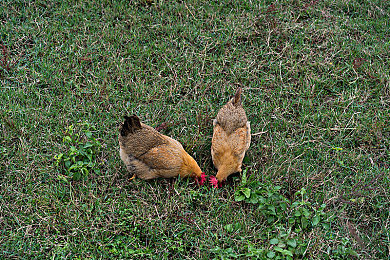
[118,115,203,180]
[211,87,251,185]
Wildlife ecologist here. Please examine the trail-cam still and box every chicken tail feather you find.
[232,87,242,107]
[121,115,142,136]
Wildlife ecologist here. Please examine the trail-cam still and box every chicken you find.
[118,115,203,180]
[211,87,251,185]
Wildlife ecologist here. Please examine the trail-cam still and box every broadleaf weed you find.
[54,123,102,181]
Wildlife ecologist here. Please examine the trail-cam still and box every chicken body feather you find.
[211,88,251,182]
[119,115,202,180]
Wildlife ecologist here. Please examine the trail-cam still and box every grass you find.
[1,0,389,258]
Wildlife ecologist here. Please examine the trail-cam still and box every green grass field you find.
[1,0,389,259]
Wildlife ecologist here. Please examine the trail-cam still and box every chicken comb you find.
[232,87,242,107]
[209,176,219,188]
[199,172,207,185]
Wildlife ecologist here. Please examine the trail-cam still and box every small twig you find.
[302,236,312,257]
[317,127,357,131]
[251,130,268,136]
[184,3,197,21]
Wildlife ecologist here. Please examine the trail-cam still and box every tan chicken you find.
[118,115,203,180]
[211,87,251,186]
